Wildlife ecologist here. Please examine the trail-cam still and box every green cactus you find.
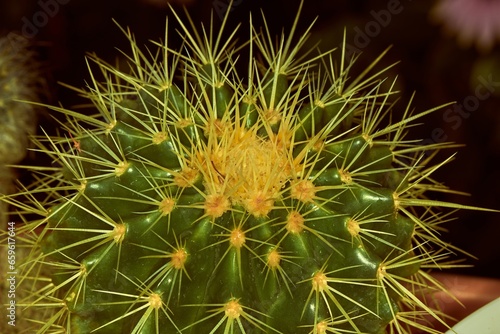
[1,3,494,334]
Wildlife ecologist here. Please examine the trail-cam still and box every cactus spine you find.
[1,3,492,334]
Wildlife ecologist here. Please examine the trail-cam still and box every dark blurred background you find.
[1,0,499,278]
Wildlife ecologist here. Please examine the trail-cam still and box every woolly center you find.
[201,125,296,217]
[224,299,243,319]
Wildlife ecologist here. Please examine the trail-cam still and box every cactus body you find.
[1,4,489,334]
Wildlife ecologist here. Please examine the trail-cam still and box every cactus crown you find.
[1,2,493,334]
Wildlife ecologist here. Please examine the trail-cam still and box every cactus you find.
[1,3,494,334]
[0,35,40,228]
[0,34,44,334]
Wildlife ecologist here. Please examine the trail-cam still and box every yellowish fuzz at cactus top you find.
[204,193,231,218]
[78,180,87,193]
[170,248,188,270]
[315,321,329,334]
[286,210,305,234]
[115,160,129,176]
[267,249,281,269]
[174,166,199,188]
[148,293,163,310]
[224,299,243,320]
[152,131,169,144]
[312,271,328,292]
[347,218,361,237]
[159,197,175,216]
[339,168,352,184]
[377,264,387,279]
[230,228,246,249]
[113,223,127,243]
[197,122,301,217]
[290,179,316,202]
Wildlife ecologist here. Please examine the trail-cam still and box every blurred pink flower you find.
[431,0,500,52]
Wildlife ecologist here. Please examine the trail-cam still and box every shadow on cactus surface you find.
[1,2,497,333]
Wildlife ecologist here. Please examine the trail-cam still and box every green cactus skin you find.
[1,3,494,334]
